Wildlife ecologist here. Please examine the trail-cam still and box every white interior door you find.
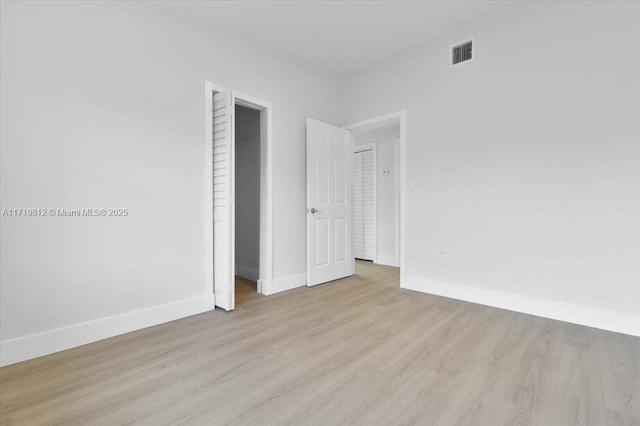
[353,148,376,261]
[306,119,353,286]
[213,89,235,310]
[353,151,364,259]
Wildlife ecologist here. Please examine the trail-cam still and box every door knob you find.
[309,208,321,214]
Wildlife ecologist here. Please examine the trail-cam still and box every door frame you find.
[344,110,406,285]
[205,81,274,305]
[353,143,378,263]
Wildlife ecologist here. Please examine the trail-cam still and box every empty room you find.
[1,1,639,425]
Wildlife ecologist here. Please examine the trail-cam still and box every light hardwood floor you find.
[1,261,639,425]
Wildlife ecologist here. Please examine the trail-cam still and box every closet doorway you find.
[234,104,261,303]
[353,144,377,262]
[205,82,274,311]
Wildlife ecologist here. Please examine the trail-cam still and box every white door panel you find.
[213,89,235,310]
[361,149,375,260]
[353,148,376,261]
[307,119,353,286]
[353,151,364,258]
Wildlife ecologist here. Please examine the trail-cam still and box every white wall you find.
[342,2,640,335]
[235,105,260,280]
[2,1,639,366]
[0,1,341,364]
[354,123,400,266]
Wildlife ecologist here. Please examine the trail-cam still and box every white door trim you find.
[353,143,377,263]
[205,82,274,303]
[344,110,406,286]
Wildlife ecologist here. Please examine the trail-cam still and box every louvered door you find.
[353,148,376,261]
[212,90,235,310]
[353,152,364,258]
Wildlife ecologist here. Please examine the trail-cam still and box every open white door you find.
[306,119,353,286]
[213,89,235,310]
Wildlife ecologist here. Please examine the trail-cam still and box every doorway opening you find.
[205,82,274,311]
[345,111,406,284]
[234,104,261,305]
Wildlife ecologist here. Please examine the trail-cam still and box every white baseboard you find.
[376,255,399,267]
[403,276,640,337]
[235,265,259,281]
[0,294,215,367]
[263,273,306,296]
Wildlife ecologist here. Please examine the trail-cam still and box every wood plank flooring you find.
[1,261,639,425]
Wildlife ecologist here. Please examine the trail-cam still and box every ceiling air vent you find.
[452,40,473,65]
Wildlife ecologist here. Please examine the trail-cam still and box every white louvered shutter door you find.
[353,149,375,261]
[361,149,375,261]
[212,90,235,310]
[353,151,364,259]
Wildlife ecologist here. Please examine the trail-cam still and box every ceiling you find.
[152,1,525,78]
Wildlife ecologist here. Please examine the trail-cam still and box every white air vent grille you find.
[452,41,472,65]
